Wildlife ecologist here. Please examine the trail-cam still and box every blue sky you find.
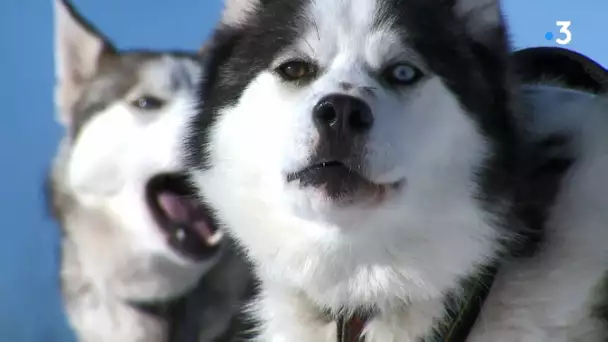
[0,1,604,341]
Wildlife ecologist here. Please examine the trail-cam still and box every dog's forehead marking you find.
[306,0,379,32]
[131,56,200,99]
[300,0,379,55]
[293,0,418,71]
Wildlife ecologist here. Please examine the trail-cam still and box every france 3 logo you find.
[545,21,572,45]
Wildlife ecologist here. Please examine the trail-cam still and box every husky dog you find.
[49,1,252,341]
[465,87,608,342]
[184,0,608,341]
[467,49,608,341]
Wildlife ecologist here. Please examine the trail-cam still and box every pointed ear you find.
[454,0,507,48]
[220,0,260,26]
[54,0,116,127]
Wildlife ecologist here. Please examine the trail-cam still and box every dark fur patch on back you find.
[513,47,608,94]
[167,244,259,342]
[511,133,575,256]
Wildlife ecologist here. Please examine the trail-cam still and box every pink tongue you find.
[157,193,190,222]
[157,193,216,241]
[193,221,213,239]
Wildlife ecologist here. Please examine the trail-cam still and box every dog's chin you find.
[286,162,403,207]
[112,252,217,302]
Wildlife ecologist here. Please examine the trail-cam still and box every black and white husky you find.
[185,0,608,341]
[49,1,252,341]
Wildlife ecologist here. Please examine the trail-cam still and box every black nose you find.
[313,94,374,137]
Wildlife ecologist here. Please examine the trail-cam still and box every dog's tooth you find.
[206,230,223,246]
[175,228,186,241]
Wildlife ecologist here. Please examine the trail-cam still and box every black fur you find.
[514,47,608,332]
[592,273,608,341]
[185,0,606,338]
[511,48,607,257]
[513,47,608,94]
[185,0,309,170]
[186,0,518,221]
[379,0,519,245]
[185,0,540,260]
[167,242,258,342]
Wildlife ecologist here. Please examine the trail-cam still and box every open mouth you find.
[145,173,222,261]
[287,161,352,182]
[287,161,379,198]
[287,161,403,202]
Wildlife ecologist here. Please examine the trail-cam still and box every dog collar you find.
[424,263,499,342]
[333,263,499,342]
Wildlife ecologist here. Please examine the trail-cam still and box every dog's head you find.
[50,0,223,301]
[187,0,517,303]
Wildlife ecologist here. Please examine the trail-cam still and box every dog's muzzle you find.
[286,94,378,199]
[311,93,373,166]
[313,93,374,145]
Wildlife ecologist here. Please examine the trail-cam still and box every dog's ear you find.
[220,0,260,26]
[54,0,117,127]
[453,0,507,49]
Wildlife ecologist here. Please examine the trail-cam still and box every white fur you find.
[54,0,110,126]
[468,88,608,342]
[190,0,504,340]
[221,0,260,26]
[190,0,608,340]
[57,60,207,341]
[53,1,214,340]
[65,56,208,300]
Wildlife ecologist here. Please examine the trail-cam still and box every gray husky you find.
[49,0,252,341]
[184,0,608,341]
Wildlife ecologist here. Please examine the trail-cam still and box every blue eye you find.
[384,63,423,85]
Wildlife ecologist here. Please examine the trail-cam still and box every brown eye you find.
[276,60,317,81]
[130,95,165,110]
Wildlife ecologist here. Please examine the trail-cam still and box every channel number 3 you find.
[555,21,572,45]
